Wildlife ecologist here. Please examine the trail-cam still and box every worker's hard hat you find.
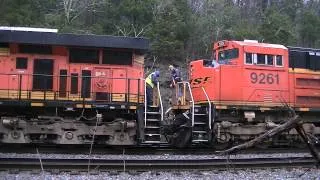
[155,70,160,77]
[169,65,174,69]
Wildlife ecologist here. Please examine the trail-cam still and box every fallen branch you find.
[217,115,300,155]
[217,112,320,165]
[295,125,320,165]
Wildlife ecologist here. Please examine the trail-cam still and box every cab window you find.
[245,53,253,64]
[218,48,239,64]
[276,55,283,66]
[267,55,274,65]
[257,54,265,64]
[257,54,274,66]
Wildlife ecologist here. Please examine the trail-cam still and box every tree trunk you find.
[218,115,300,154]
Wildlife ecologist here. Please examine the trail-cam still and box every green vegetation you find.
[0,0,319,62]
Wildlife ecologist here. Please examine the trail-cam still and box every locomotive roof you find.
[287,46,320,53]
[233,41,287,50]
[0,30,149,51]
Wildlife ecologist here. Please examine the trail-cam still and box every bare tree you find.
[61,0,106,24]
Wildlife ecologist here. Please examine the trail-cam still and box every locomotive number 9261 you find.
[250,72,279,84]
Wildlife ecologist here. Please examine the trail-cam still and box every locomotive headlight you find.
[2,119,12,127]
[244,111,255,122]
[2,118,18,128]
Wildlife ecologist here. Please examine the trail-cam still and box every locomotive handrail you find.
[201,87,212,130]
[0,73,142,80]
[157,82,164,121]
[144,79,147,127]
[0,73,144,104]
[186,82,194,127]
[178,82,194,127]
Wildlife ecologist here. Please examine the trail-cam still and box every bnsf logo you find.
[190,77,211,85]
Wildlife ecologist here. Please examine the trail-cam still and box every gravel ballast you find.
[0,168,319,180]
[0,152,312,160]
[0,152,318,179]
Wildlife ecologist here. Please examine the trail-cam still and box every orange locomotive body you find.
[191,40,289,109]
[0,31,146,106]
[183,40,320,147]
[190,40,320,110]
[0,28,149,145]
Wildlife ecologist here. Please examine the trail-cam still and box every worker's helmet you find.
[154,70,160,77]
[169,65,174,70]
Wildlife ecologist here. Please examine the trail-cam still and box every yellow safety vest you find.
[146,73,154,88]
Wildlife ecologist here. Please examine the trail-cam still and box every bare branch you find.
[135,24,150,37]
[132,24,137,37]
[61,0,104,24]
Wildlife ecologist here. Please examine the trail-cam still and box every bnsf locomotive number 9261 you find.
[250,72,280,84]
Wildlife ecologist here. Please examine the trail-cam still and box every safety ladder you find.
[179,82,212,143]
[143,82,163,144]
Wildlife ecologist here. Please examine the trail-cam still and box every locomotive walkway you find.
[0,156,316,172]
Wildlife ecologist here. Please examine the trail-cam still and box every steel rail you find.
[0,157,316,171]
[0,145,315,155]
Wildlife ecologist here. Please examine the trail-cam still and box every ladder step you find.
[146,112,161,114]
[146,118,160,122]
[192,139,209,142]
[145,126,160,129]
[194,122,206,125]
[145,134,161,136]
[193,131,207,133]
[194,113,207,116]
[143,141,162,144]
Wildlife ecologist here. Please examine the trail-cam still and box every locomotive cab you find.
[190,40,243,104]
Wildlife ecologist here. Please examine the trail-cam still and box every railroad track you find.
[0,156,316,172]
[0,145,313,155]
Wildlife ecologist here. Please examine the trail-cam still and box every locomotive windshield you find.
[218,48,239,64]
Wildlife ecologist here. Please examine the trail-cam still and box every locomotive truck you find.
[0,27,319,148]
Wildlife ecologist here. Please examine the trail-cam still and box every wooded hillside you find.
[0,0,319,63]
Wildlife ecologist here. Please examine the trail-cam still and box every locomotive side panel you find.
[291,70,320,108]
[219,64,243,102]
[111,68,127,102]
[288,47,320,109]
[210,41,290,108]
[241,44,289,107]
[0,29,148,145]
[215,43,243,103]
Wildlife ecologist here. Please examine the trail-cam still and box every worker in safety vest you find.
[145,70,160,106]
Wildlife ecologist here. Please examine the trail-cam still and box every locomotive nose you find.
[189,59,216,102]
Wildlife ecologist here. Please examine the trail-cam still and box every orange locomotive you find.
[0,27,319,148]
[170,40,320,148]
[191,40,320,109]
[191,40,289,108]
[0,27,149,145]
